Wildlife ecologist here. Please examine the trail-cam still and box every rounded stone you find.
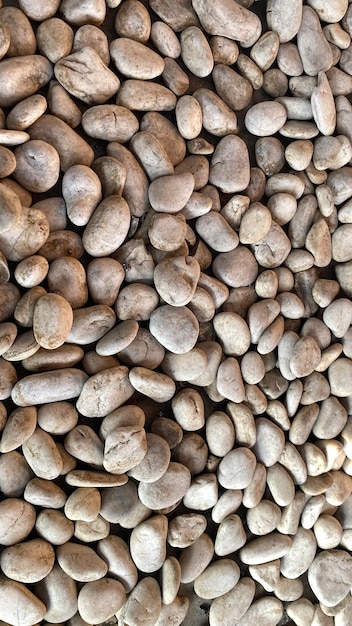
[218,448,257,490]
[149,305,199,354]
[77,578,126,625]
[245,102,287,136]
[130,515,168,573]
[0,578,46,626]
[308,549,352,607]
[138,462,191,510]
[0,538,55,583]
[56,542,108,582]
[328,359,352,396]
[0,498,36,546]
[194,559,240,600]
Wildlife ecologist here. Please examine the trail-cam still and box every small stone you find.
[179,533,214,583]
[56,542,108,582]
[214,514,247,555]
[329,358,352,396]
[110,37,164,79]
[77,578,126,625]
[194,559,240,600]
[245,101,287,136]
[308,549,352,607]
[130,515,168,573]
[139,462,191,510]
[209,135,250,193]
[0,578,46,626]
[240,533,293,565]
[218,448,257,490]
[0,538,55,584]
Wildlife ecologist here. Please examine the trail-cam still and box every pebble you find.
[194,559,240,600]
[245,101,287,136]
[193,88,238,137]
[206,411,235,458]
[180,26,213,78]
[246,500,282,536]
[236,597,283,626]
[57,542,108,582]
[129,367,176,403]
[281,526,317,579]
[1,537,55,584]
[192,0,262,48]
[151,21,181,58]
[252,417,285,467]
[297,6,333,77]
[212,64,253,112]
[153,255,200,307]
[209,135,250,193]
[117,78,177,111]
[76,366,134,418]
[214,514,247,555]
[161,348,207,382]
[77,578,126,625]
[167,513,207,548]
[240,533,293,565]
[0,578,46,626]
[22,428,63,480]
[179,532,214,583]
[114,0,151,42]
[162,57,190,96]
[128,432,170,483]
[314,514,343,549]
[161,556,181,604]
[329,358,352,396]
[119,576,161,626]
[103,424,147,474]
[149,305,199,354]
[0,498,36,546]
[218,448,256,490]
[139,462,191,510]
[308,550,352,607]
[35,509,74,545]
[311,72,336,137]
[130,515,168,573]
[24,477,66,509]
[148,173,194,213]
[110,37,164,80]
[97,535,138,593]
[209,577,255,626]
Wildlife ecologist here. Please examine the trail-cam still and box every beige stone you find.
[192,0,261,47]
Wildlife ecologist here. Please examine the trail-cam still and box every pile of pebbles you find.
[1,0,352,624]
